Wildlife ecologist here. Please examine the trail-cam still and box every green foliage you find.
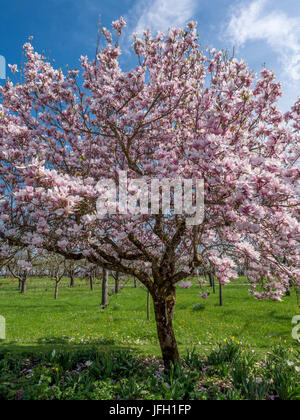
[0,343,299,400]
[207,338,243,365]
[264,345,300,400]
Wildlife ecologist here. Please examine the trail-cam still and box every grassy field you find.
[0,276,299,358]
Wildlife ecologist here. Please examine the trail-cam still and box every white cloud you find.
[225,0,300,81]
[132,0,198,35]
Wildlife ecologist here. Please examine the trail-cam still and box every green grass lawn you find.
[0,277,299,358]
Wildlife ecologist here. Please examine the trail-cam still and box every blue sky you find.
[0,0,299,110]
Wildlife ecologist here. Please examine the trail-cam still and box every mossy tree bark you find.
[152,282,180,368]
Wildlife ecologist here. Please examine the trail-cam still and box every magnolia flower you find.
[31,235,44,247]
[179,281,192,289]
[112,17,126,34]
[8,64,18,74]
[58,240,68,249]
[200,290,210,299]
[17,260,32,272]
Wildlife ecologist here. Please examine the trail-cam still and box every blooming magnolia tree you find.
[0,19,299,366]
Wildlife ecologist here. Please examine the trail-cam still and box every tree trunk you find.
[89,275,94,291]
[153,285,180,368]
[70,274,75,288]
[115,272,119,294]
[54,282,59,300]
[219,281,223,306]
[209,272,216,294]
[21,277,27,294]
[101,269,108,308]
[134,277,137,288]
[147,290,151,321]
[285,279,292,297]
[208,272,213,287]
[296,288,300,307]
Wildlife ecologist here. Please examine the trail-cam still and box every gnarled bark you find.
[152,283,179,368]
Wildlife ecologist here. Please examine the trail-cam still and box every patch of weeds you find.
[192,304,205,312]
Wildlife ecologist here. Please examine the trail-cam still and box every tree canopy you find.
[0,19,299,365]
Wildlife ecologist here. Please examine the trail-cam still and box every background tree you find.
[43,253,66,300]
[64,259,82,288]
[6,248,41,293]
[7,258,30,293]
[0,243,19,273]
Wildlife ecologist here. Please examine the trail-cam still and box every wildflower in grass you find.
[16,389,24,400]
[179,281,192,289]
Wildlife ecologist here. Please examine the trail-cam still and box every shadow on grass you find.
[268,311,294,322]
[0,337,136,358]
[36,336,117,345]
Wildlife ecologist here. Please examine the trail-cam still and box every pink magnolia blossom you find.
[179,281,192,289]
[17,260,32,272]
[200,291,210,299]
[8,64,18,74]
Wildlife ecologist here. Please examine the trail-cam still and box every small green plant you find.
[230,352,255,387]
[264,345,300,400]
[185,348,205,371]
[192,304,205,311]
[161,364,197,400]
[0,342,299,400]
[288,387,300,400]
[207,338,243,366]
